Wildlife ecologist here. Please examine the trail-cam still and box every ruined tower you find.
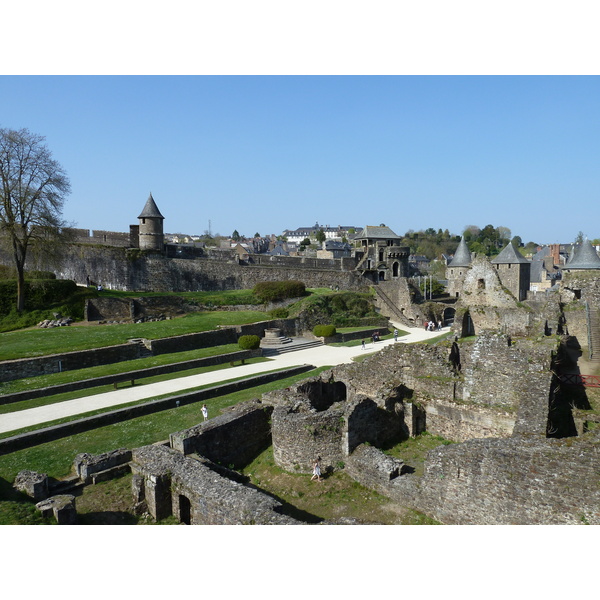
[490,241,531,301]
[137,193,165,251]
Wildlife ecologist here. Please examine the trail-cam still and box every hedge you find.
[253,280,306,303]
[238,334,261,350]
[313,324,336,337]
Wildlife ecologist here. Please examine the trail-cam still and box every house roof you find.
[448,237,472,267]
[491,241,530,264]
[565,239,600,270]
[138,193,165,220]
[355,225,401,240]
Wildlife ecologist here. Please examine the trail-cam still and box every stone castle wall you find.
[29,244,369,293]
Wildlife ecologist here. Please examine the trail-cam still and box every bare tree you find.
[0,128,71,312]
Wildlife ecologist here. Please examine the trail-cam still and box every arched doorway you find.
[461,310,475,337]
[443,307,455,327]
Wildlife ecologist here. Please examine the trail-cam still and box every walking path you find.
[0,324,448,435]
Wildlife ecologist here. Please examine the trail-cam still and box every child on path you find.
[311,457,323,482]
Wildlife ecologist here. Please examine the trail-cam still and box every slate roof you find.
[448,237,472,267]
[564,239,600,270]
[490,242,530,264]
[355,225,401,240]
[138,193,165,220]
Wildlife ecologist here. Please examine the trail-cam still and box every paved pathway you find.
[0,324,448,434]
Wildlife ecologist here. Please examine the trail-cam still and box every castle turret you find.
[446,237,472,297]
[138,193,165,251]
[563,239,600,271]
[491,241,531,301]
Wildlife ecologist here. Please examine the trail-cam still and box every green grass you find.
[0,366,332,484]
[0,355,272,420]
[98,289,261,305]
[0,310,267,361]
[0,343,245,396]
[240,445,440,524]
[383,432,454,477]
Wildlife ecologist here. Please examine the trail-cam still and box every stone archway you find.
[443,307,455,327]
[461,310,475,337]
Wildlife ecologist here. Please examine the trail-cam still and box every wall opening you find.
[178,494,191,524]
[477,278,486,290]
[393,262,399,277]
[297,380,347,412]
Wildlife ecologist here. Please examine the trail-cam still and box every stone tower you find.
[446,237,472,297]
[137,193,165,251]
[490,241,531,301]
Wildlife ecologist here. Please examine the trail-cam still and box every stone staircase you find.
[587,306,600,362]
[373,286,414,328]
[129,338,154,358]
[261,337,324,356]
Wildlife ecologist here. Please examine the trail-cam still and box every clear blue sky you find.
[0,75,598,245]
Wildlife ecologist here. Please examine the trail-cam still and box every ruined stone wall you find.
[272,403,346,473]
[397,434,600,524]
[420,398,515,442]
[459,333,555,408]
[494,262,530,301]
[130,444,299,524]
[170,401,273,469]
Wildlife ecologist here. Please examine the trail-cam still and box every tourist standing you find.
[201,404,208,421]
[394,329,398,342]
[311,457,323,482]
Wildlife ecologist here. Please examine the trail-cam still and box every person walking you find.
[361,339,366,350]
[394,328,398,342]
[311,457,323,482]
[201,404,208,421]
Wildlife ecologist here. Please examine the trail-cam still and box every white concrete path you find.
[0,324,449,434]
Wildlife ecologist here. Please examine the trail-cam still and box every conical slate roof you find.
[448,237,472,267]
[565,239,600,270]
[491,241,530,264]
[138,193,164,219]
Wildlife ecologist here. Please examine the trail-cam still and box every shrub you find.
[313,324,336,338]
[253,280,306,303]
[238,334,261,350]
[269,307,289,319]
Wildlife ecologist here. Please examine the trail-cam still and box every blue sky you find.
[0,75,598,245]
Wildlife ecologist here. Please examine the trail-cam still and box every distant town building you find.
[282,223,358,244]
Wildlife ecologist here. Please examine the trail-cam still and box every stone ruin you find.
[18,327,599,525]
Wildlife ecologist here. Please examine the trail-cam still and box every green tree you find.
[315,228,326,243]
[232,229,241,241]
[0,128,71,312]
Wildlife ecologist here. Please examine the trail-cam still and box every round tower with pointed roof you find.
[563,239,600,271]
[446,237,472,298]
[138,193,165,251]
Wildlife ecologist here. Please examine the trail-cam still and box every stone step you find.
[262,340,324,356]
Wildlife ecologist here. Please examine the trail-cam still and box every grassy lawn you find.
[0,356,273,420]
[0,343,248,397]
[0,310,267,361]
[0,366,332,484]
